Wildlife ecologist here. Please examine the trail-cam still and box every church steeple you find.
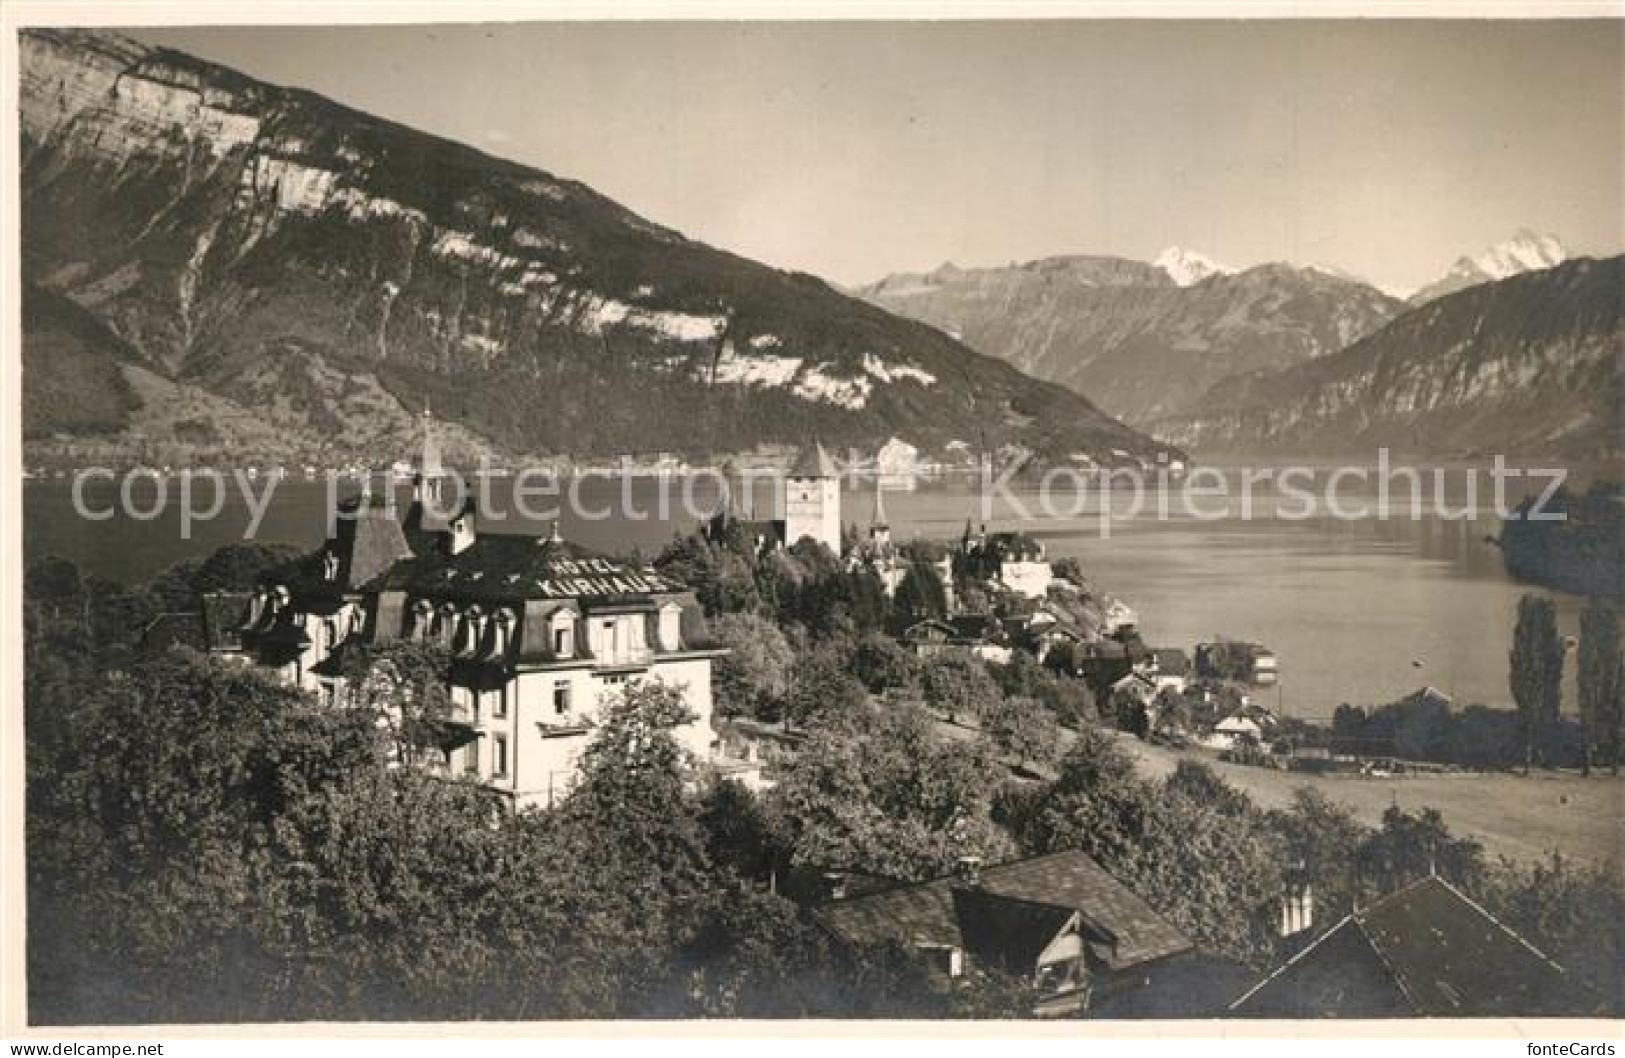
[869,476,890,546]
[405,403,453,552]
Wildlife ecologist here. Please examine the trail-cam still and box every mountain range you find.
[1151,256,1622,460]
[19,29,1167,469]
[858,255,1407,426]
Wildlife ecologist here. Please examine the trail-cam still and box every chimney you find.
[955,855,983,887]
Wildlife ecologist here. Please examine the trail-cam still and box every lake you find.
[23,466,1586,720]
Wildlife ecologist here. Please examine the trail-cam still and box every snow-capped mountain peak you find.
[1154,246,1230,287]
[1468,229,1567,280]
[1409,229,1569,303]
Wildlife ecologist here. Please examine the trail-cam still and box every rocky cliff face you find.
[1151,256,1623,460]
[857,255,1405,426]
[20,29,1166,467]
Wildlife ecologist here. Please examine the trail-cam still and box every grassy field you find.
[1115,734,1624,868]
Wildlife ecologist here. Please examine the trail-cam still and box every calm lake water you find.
[24,468,1585,720]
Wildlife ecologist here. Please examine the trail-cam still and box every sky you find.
[131,20,1624,294]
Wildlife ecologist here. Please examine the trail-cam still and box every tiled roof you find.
[817,877,962,951]
[1231,875,1595,1017]
[814,850,1190,974]
[788,441,838,479]
[977,851,1192,969]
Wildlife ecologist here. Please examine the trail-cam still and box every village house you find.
[1230,874,1603,1017]
[813,850,1200,1016]
[711,716,807,791]
[1196,639,1279,685]
[1200,702,1278,752]
[1100,597,1139,636]
[1149,647,1192,694]
[202,416,726,810]
[902,613,1013,664]
[957,528,1056,600]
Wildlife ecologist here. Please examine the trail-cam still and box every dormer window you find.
[550,612,575,658]
[658,603,683,653]
[456,606,485,657]
[491,608,515,658]
[322,551,341,582]
[410,600,434,642]
[435,603,458,647]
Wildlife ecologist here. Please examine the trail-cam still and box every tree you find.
[338,640,457,766]
[1482,853,1623,1010]
[697,779,781,884]
[1510,594,1564,774]
[1149,686,1193,741]
[1356,805,1485,896]
[1577,598,1621,775]
[980,695,1060,771]
[851,631,920,696]
[1266,787,1367,923]
[919,650,1002,724]
[893,559,948,624]
[25,648,382,1022]
[654,533,759,617]
[710,612,795,719]
[781,646,871,731]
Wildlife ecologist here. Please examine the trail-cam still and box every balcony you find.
[593,646,654,672]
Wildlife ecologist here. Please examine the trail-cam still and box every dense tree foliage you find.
[919,650,1003,724]
[979,695,1061,771]
[1328,696,1580,771]
[765,704,1016,882]
[709,612,795,719]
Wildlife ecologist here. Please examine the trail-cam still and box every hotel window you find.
[552,616,573,657]
[602,620,619,659]
[493,734,508,779]
[493,683,508,719]
[463,742,479,776]
[553,681,571,716]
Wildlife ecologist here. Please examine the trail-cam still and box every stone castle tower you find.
[783,441,841,553]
